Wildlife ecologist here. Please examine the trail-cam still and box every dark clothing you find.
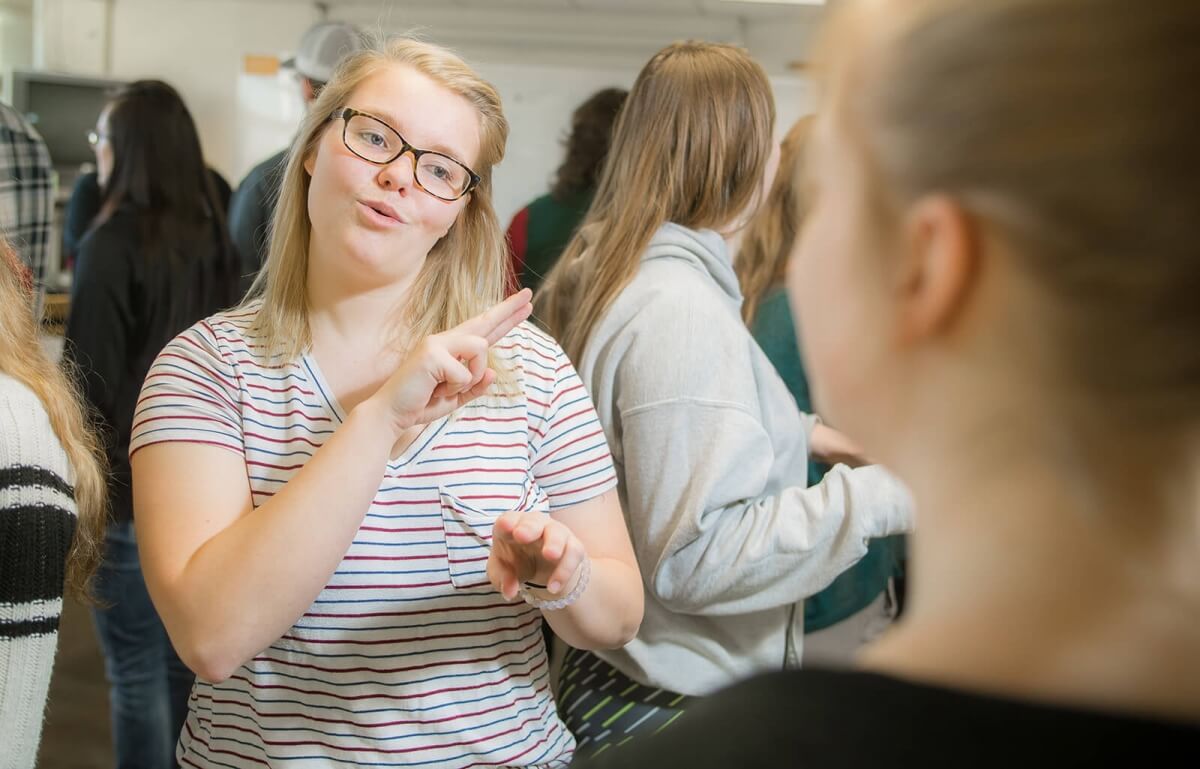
[228,149,287,291]
[751,286,903,632]
[506,189,593,293]
[64,206,228,522]
[558,648,694,761]
[65,198,229,769]
[64,170,232,268]
[572,668,1200,768]
[63,172,103,264]
[91,519,194,769]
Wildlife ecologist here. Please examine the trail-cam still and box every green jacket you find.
[506,189,593,293]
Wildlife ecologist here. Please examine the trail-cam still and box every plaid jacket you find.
[0,102,54,289]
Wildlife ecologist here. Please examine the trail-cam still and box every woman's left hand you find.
[488,511,586,600]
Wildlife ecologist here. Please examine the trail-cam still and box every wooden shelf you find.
[41,292,70,336]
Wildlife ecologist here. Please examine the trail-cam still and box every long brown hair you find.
[247,36,510,373]
[736,117,812,325]
[822,0,1200,426]
[0,238,107,601]
[536,41,776,363]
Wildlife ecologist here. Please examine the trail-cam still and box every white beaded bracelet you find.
[519,557,591,611]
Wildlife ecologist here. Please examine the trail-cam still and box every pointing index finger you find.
[455,289,534,345]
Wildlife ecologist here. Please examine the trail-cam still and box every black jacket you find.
[64,205,230,521]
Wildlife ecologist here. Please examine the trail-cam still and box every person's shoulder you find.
[0,373,69,477]
[728,669,1200,761]
[196,301,262,345]
[749,285,798,348]
[77,210,138,258]
[70,171,101,198]
[0,372,47,421]
[755,284,791,318]
[238,149,288,190]
[208,167,233,201]
[614,257,744,342]
[581,669,1200,769]
[163,302,263,362]
[526,192,562,216]
[497,321,567,368]
[0,101,38,137]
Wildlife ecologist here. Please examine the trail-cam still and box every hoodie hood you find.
[576,221,743,306]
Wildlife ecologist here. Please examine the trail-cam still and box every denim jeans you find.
[92,520,194,769]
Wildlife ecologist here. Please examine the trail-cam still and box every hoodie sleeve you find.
[619,399,910,616]
[608,285,912,617]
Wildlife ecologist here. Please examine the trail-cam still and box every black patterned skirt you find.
[556,646,695,760]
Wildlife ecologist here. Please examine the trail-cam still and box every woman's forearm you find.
[149,400,396,681]
[542,557,644,650]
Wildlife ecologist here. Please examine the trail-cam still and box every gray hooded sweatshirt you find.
[574,222,913,696]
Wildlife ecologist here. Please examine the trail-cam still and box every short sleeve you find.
[520,325,617,511]
[129,320,244,459]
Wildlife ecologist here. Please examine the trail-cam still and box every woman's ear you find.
[893,195,981,345]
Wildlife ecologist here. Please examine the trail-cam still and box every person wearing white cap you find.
[229,21,362,289]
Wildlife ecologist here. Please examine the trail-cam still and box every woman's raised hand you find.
[369,288,532,435]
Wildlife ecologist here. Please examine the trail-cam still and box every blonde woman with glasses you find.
[129,37,642,768]
[536,41,913,756]
[577,0,1200,766]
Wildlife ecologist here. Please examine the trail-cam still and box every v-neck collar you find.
[300,352,449,469]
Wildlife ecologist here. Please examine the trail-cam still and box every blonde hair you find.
[247,36,510,367]
[736,117,813,326]
[537,41,776,363]
[822,0,1200,425]
[0,239,107,602]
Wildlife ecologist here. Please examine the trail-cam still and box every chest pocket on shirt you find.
[439,490,494,589]
[439,485,548,590]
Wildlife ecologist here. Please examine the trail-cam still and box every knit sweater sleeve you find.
[0,374,78,769]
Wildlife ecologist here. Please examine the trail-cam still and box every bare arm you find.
[134,291,533,682]
[134,404,392,681]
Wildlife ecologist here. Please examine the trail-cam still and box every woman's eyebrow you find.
[359,105,465,159]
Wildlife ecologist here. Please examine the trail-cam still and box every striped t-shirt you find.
[129,305,618,769]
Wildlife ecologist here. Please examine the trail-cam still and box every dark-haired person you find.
[506,87,626,292]
[63,79,239,769]
[63,166,230,272]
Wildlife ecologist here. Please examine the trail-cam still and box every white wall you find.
[108,0,319,186]
[0,0,34,98]
[33,0,817,212]
[232,60,810,227]
[32,0,106,74]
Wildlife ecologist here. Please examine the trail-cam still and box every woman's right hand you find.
[367,288,533,436]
